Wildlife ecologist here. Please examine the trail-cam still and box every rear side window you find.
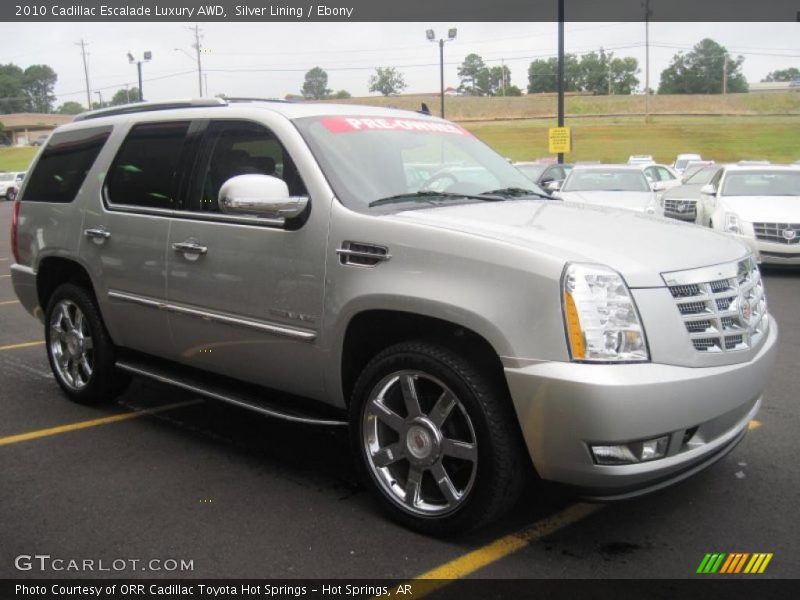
[106,121,190,209]
[23,126,111,203]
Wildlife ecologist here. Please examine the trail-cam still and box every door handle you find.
[172,240,208,256]
[84,227,111,244]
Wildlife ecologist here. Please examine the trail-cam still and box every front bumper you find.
[504,317,777,496]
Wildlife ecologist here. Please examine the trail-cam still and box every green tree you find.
[457,54,486,95]
[110,87,139,105]
[23,64,57,113]
[658,39,747,94]
[763,67,800,82]
[332,90,351,99]
[609,56,640,95]
[301,67,331,100]
[485,65,512,96]
[57,101,85,115]
[368,67,407,96]
[0,63,27,113]
[527,55,580,93]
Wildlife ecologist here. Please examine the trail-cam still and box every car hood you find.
[557,190,656,212]
[388,200,749,288]
[719,195,800,223]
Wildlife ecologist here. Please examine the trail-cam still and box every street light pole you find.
[128,51,152,102]
[427,28,457,118]
[557,0,565,164]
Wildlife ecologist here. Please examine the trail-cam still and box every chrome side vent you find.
[336,241,391,267]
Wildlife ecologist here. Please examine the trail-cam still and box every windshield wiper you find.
[480,187,552,199]
[369,191,505,208]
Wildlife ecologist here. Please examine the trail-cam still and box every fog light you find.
[591,435,670,465]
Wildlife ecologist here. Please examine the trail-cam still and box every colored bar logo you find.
[697,553,773,574]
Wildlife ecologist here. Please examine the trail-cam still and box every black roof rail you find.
[73,98,228,122]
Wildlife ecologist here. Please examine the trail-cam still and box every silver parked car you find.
[661,164,726,222]
[10,99,777,534]
[556,164,662,214]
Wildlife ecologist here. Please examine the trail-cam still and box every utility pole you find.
[501,58,506,96]
[723,55,728,95]
[426,28,457,118]
[94,91,103,108]
[76,39,91,110]
[643,0,652,121]
[190,24,204,97]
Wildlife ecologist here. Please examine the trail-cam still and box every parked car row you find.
[512,154,799,267]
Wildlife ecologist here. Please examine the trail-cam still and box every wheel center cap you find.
[405,421,440,463]
[65,332,82,357]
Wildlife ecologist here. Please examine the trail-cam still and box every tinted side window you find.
[23,126,111,203]
[190,120,307,213]
[106,121,190,209]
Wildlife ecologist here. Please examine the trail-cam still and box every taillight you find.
[10,198,20,263]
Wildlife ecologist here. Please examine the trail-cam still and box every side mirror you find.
[652,181,667,192]
[700,184,716,196]
[546,180,562,192]
[218,175,308,220]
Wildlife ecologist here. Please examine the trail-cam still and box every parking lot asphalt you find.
[1,199,798,582]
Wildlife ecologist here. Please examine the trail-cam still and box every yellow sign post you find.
[548,127,572,154]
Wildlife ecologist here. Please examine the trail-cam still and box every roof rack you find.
[73,98,227,122]
[224,97,291,104]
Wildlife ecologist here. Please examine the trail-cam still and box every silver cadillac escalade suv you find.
[10,99,778,534]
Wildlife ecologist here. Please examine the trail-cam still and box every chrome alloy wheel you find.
[362,370,478,517]
[49,299,94,390]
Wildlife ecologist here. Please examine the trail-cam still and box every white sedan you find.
[555,165,662,215]
[698,165,800,265]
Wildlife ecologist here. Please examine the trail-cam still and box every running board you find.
[116,354,347,427]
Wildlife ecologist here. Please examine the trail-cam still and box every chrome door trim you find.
[107,290,316,341]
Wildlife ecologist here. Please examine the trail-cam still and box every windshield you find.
[685,166,720,185]
[293,116,544,212]
[721,171,800,196]
[562,169,651,192]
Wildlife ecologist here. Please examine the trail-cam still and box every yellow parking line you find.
[748,420,762,431]
[408,503,601,596]
[0,274,11,278]
[0,300,20,305]
[0,340,44,352]
[0,257,9,261]
[0,399,203,447]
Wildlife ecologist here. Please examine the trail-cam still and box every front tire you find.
[45,283,128,404]
[6,188,16,202]
[350,341,526,535]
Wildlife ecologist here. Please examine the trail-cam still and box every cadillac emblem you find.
[739,297,753,325]
[783,228,797,241]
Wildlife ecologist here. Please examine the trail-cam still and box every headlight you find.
[562,263,649,362]
[725,212,741,234]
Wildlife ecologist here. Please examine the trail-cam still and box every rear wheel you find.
[6,188,16,202]
[350,341,526,535]
[45,283,129,404]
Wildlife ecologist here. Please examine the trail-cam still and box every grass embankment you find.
[2,93,799,171]
[0,147,36,171]
[464,116,800,164]
[333,92,800,121]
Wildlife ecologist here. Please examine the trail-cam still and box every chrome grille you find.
[663,198,697,218]
[665,257,768,353]
[753,222,800,245]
